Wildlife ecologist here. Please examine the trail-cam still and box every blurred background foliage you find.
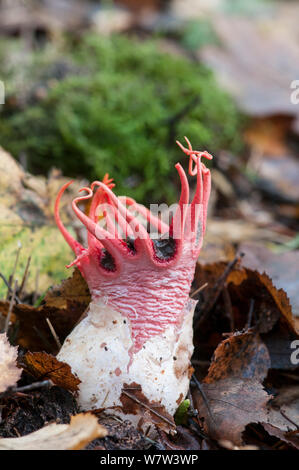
[0,33,242,204]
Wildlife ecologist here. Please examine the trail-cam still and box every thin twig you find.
[222,286,234,331]
[246,298,255,329]
[6,243,21,300]
[280,410,299,430]
[190,282,208,299]
[4,279,18,334]
[122,390,175,429]
[18,255,31,299]
[195,253,244,331]
[33,268,40,305]
[191,374,215,424]
[0,380,51,399]
[0,272,21,304]
[46,317,62,349]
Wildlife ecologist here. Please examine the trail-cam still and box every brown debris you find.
[205,331,271,383]
[0,269,90,353]
[0,413,107,450]
[193,378,271,446]
[21,352,81,392]
[119,382,176,434]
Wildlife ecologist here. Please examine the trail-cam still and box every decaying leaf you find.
[193,261,299,369]
[206,331,271,383]
[157,426,202,451]
[0,269,90,353]
[192,328,272,445]
[240,243,299,318]
[0,333,22,393]
[261,423,299,450]
[119,382,176,434]
[0,413,107,450]
[197,263,295,332]
[193,378,271,446]
[45,268,91,309]
[21,352,81,392]
[192,258,299,446]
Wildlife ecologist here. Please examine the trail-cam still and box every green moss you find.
[0,34,242,204]
[0,224,73,298]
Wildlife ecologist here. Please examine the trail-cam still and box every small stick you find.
[0,380,51,399]
[190,282,208,299]
[46,317,62,349]
[246,298,255,329]
[18,255,31,299]
[191,374,215,425]
[6,242,22,300]
[280,410,299,430]
[4,279,18,334]
[122,390,175,429]
[195,253,244,331]
[33,268,40,305]
[222,286,234,331]
[0,272,21,304]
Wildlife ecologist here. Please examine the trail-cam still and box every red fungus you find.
[55,138,212,422]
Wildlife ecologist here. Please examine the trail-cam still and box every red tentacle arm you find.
[54,181,84,256]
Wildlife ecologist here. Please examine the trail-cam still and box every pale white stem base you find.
[57,297,196,429]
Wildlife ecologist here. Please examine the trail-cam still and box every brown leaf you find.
[262,423,299,450]
[0,413,107,450]
[206,331,271,383]
[44,268,91,309]
[157,426,201,450]
[240,243,299,318]
[0,333,22,393]
[0,269,90,353]
[193,261,298,367]
[193,378,271,446]
[21,352,81,392]
[119,382,176,434]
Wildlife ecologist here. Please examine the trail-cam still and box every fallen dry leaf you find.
[45,268,91,309]
[240,243,299,318]
[119,382,176,434]
[261,423,299,450]
[206,331,271,383]
[21,352,81,392]
[192,328,272,445]
[0,413,107,450]
[0,269,90,353]
[194,261,298,367]
[193,378,271,446]
[157,426,201,451]
[0,333,22,393]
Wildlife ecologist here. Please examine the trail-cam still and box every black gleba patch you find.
[152,236,176,260]
[100,249,116,271]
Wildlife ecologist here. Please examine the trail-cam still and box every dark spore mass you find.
[125,236,136,253]
[100,249,116,271]
[152,236,176,261]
